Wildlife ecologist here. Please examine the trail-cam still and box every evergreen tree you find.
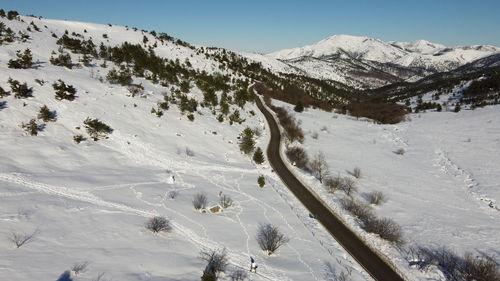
[8,78,32,99]
[294,101,304,113]
[239,127,255,154]
[258,175,265,187]
[454,103,461,113]
[53,80,76,101]
[8,49,33,69]
[253,147,265,164]
[37,105,56,122]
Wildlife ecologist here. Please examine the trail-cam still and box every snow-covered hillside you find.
[271,99,500,280]
[0,14,370,281]
[266,35,500,89]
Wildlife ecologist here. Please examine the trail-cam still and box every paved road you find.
[254,91,405,281]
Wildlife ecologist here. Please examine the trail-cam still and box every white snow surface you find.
[272,99,500,280]
[0,16,374,281]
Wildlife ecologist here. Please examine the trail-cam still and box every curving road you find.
[254,90,405,281]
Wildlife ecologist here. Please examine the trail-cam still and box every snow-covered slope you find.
[0,15,370,281]
[266,35,500,89]
[271,99,500,280]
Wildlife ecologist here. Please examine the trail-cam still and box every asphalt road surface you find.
[254,91,405,281]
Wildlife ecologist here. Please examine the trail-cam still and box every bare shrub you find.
[145,216,172,233]
[286,146,309,169]
[167,190,179,199]
[219,194,233,208]
[271,106,304,143]
[229,268,248,281]
[92,272,111,281]
[9,228,39,248]
[362,217,404,245]
[340,198,374,222]
[366,191,387,205]
[193,192,208,210]
[72,261,89,275]
[341,177,357,196]
[460,253,500,281]
[346,102,408,124]
[323,175,342,194]
[185,147,195,157]
[199,248,228,277]
[394,148,405,155]
[353,167,361,179]
[256,223,290,255]
[309,151,329,183]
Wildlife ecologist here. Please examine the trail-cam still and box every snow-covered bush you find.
[83,117,112,141]
[106,68,132,86]
[53,79,76,101]
[50,50,73,68]
[8,49,33,69]
[256,223,289,255]
[8,78,32,99]
[73,134,85,144]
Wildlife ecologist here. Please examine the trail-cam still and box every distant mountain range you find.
[265,35,500,89]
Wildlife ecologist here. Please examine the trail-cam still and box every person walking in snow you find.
[250,257,258,273]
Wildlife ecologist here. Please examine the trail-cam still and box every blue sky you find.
[1,0,499,53]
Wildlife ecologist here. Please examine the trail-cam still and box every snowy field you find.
[276,99,500,280]
[0,15,370,281]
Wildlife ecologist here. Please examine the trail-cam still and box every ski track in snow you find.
[434,149,499,211]
[0,172,289,281]
[10,129,309,280]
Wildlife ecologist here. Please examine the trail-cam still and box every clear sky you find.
[1,0,499,53]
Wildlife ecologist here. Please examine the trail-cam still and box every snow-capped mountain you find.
[266,35,500,89]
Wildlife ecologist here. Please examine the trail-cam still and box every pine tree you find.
[8,49,33,69]
[258,175,265,187]
[37,105,56,122]
[253,147,265,164]
[53,80,76,101]
[239,127,255,154]
[454,103,461,113]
